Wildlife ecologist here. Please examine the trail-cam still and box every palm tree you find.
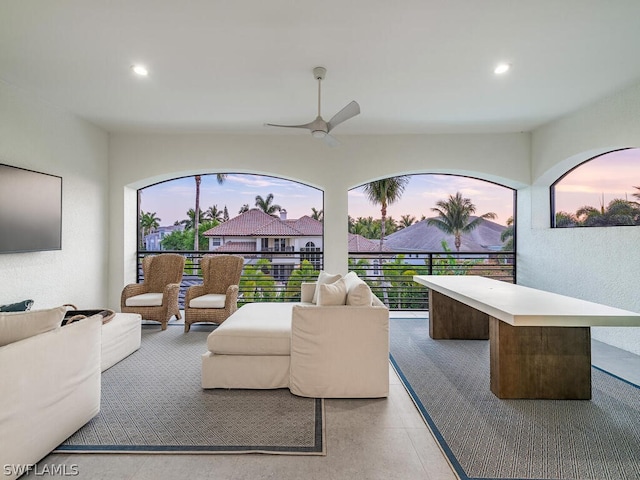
[399,214,416,229]
[205,205,224,222]
[577,198,640,226]
[139,211,161,249]
[194,175,202,250]
[427,192,497,251]
[255,193,282,216]
[362,176,410,251]
[181,208,206,230]
[194,174,227,250]
[555,211,578,228]
[311,207,324,221]
[501,216,515,251]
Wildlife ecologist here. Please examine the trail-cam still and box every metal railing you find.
[348,251,515,310]
[136,249,515,311]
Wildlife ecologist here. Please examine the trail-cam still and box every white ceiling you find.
[2,0,640,135]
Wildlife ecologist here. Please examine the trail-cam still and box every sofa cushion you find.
[0,299,34,312]
[312,271,342,304]
[125,292,163,307]
[189,293,226,309]
[317,278,348,306]
[0,306,67,347]
[347,281,373,306]
[342,271,373,306]
[207,303,294,355]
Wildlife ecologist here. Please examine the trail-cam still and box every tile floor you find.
[27,316,640,480]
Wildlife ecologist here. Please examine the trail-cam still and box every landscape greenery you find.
[138,174,518,307]
[555,187,640,227]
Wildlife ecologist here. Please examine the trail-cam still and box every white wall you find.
[0,81,109,309]
[107,132,530,308]
[519,82,640,355]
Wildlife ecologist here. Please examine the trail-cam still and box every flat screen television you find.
[0,164,62,253]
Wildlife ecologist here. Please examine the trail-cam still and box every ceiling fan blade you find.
[264,121,314,130]
[321,133,340,148]
[327,101,360,132]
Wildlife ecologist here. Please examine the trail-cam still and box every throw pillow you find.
[0,306,67,347]
[312,271,342,304]
[317,278,348,306]
[346,281,373,306]
[0,299,34,312]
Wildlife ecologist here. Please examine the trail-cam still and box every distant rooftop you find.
[384,217,506,252]
[203,208,322,237]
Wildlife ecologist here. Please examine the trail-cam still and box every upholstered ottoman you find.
[101,313,141,372]
[202,303,294,389]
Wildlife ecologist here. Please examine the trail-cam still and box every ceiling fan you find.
[265,66,360,147]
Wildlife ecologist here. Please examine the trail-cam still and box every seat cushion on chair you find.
[207,303,294,356]
[189,293,226,309]
[125,293,163,307]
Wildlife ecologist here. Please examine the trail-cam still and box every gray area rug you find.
[390,317,640,480]
[56,325,325,455]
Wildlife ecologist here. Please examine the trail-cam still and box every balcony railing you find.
[136,249,514,311]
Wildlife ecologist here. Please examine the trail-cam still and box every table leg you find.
[489,317,591,399]
[429,289,489,339]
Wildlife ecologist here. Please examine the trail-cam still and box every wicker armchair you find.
[184,254,244,332]
[121,253,185,330]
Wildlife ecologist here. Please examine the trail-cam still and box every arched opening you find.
[551,148,640,228]
[136,172,324,305]
[348,173,516,310]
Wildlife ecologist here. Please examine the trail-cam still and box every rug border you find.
[55,398,325,456]
[390,353,640,480]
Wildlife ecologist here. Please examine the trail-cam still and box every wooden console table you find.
[413,275,640,400]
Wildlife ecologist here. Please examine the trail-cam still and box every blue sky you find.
[141,173,515,227]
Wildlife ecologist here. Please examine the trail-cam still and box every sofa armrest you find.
[290,304,389,398]
[0,316,101,477]
[300,282,316,303]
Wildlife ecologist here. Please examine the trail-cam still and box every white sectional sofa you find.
[202,272,390,398]
[0,309,102,480]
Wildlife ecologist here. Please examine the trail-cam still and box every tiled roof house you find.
[202,209,323,279]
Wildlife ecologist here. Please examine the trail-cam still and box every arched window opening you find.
[137,173,324,305]
[551,148,640,228]
[347,173,516,310]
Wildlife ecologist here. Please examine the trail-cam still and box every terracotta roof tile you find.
[253,218,302,236]
[215,241,256,252]
[204,209,324,237]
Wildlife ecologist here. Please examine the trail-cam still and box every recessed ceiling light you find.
[131,64,149,76]
[494,63,511,75]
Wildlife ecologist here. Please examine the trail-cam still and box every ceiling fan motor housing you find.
[313,66,326,80]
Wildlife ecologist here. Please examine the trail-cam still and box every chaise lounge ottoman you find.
[101,312,141,372]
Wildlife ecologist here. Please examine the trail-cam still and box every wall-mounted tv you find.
[0,164,62,253]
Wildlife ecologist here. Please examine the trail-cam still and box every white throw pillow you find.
[346,280,373,306]
[317,278,348,306]
[312,271,342,304]
[0,306,67,347]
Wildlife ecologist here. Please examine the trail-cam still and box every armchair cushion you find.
[125,292,163,307]
[189,293,226,309]
[0,306,67,347]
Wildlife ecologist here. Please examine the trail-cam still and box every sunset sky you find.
[553,148,640,214]
[140,148,638,228]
